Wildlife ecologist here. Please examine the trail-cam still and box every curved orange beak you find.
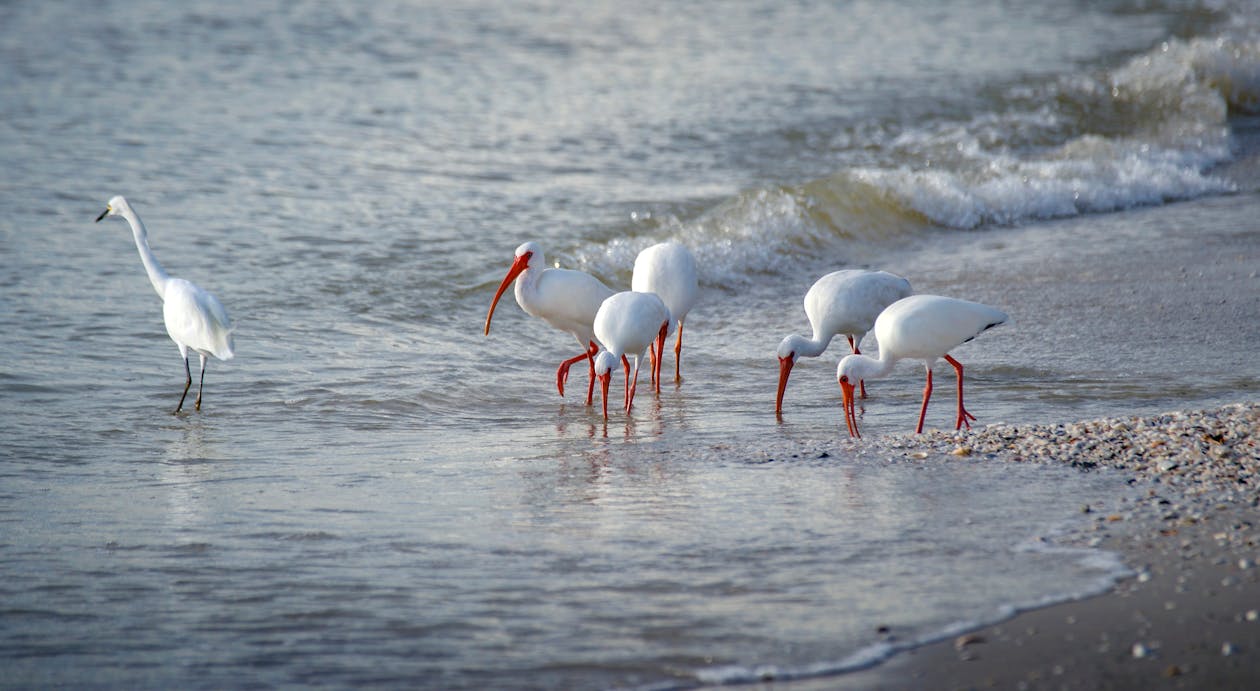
[598,369,611,420]
[839,377,860,438]
[484,252,531,335]
[775,355,794,415]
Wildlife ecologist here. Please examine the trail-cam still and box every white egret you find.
[96,195,235,413]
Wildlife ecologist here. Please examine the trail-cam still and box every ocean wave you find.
[574,181,928,287]
[574,7,1260,286]
[795,26,1258,230]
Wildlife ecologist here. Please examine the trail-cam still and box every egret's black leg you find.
[195,356,207,411]
[175,356,192,414]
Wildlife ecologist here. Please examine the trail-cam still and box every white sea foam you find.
[575,13,1260,288]
[804,28,1257,231]
[576,187,820,286]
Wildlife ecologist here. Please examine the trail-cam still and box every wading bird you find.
[836,294,1008,438]
[592,291,670,419]
[96,195,235,413]
[775,269,911,414]
[484,241,614,405]
[632,242,699,389]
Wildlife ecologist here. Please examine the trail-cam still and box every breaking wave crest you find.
[574,8,1260,287]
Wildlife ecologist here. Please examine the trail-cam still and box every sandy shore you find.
[731,133,1260,688]
[786,403,1260,690]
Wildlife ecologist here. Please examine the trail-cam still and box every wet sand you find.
[833,405,1260,690]
[754,136,1260,688]
[872,506,1260,690]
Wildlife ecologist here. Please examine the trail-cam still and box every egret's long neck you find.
[122,207,170,299]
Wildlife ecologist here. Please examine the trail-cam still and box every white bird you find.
[484,241,615,405]
[96,195,235,414]
[631,242,699,389]
[836,294,1009,438]
[775,269,912,415]
[592,291,670,419]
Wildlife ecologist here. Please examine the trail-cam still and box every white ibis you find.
[631,242,699,389]
[592,291,670,419]
[95,195,236,414]
[484,241,615,405]
[836,294,1009,438]
[775,269,912,414]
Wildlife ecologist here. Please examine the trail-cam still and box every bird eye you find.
[839,375,849,384]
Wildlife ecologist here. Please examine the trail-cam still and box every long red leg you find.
[621,355,631,410]
[945,354,976,430]
[915,367,933,434]
[848,337,868,399]
[653,323,667,394]
[648,341,658,387]
[649,334,661,393]
[559,337,602,398]
[673,321,684,383]
[627,358,642,413]
[655,331,664,392]
[584,341,598,405]
[555,352,587,398]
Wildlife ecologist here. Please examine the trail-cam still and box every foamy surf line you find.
[574,8,1260,288]
[617,545,1130,690]
[847,25,1258,231]
[619,402,1256,690]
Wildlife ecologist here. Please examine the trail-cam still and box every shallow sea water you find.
[3,0,1259,687]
